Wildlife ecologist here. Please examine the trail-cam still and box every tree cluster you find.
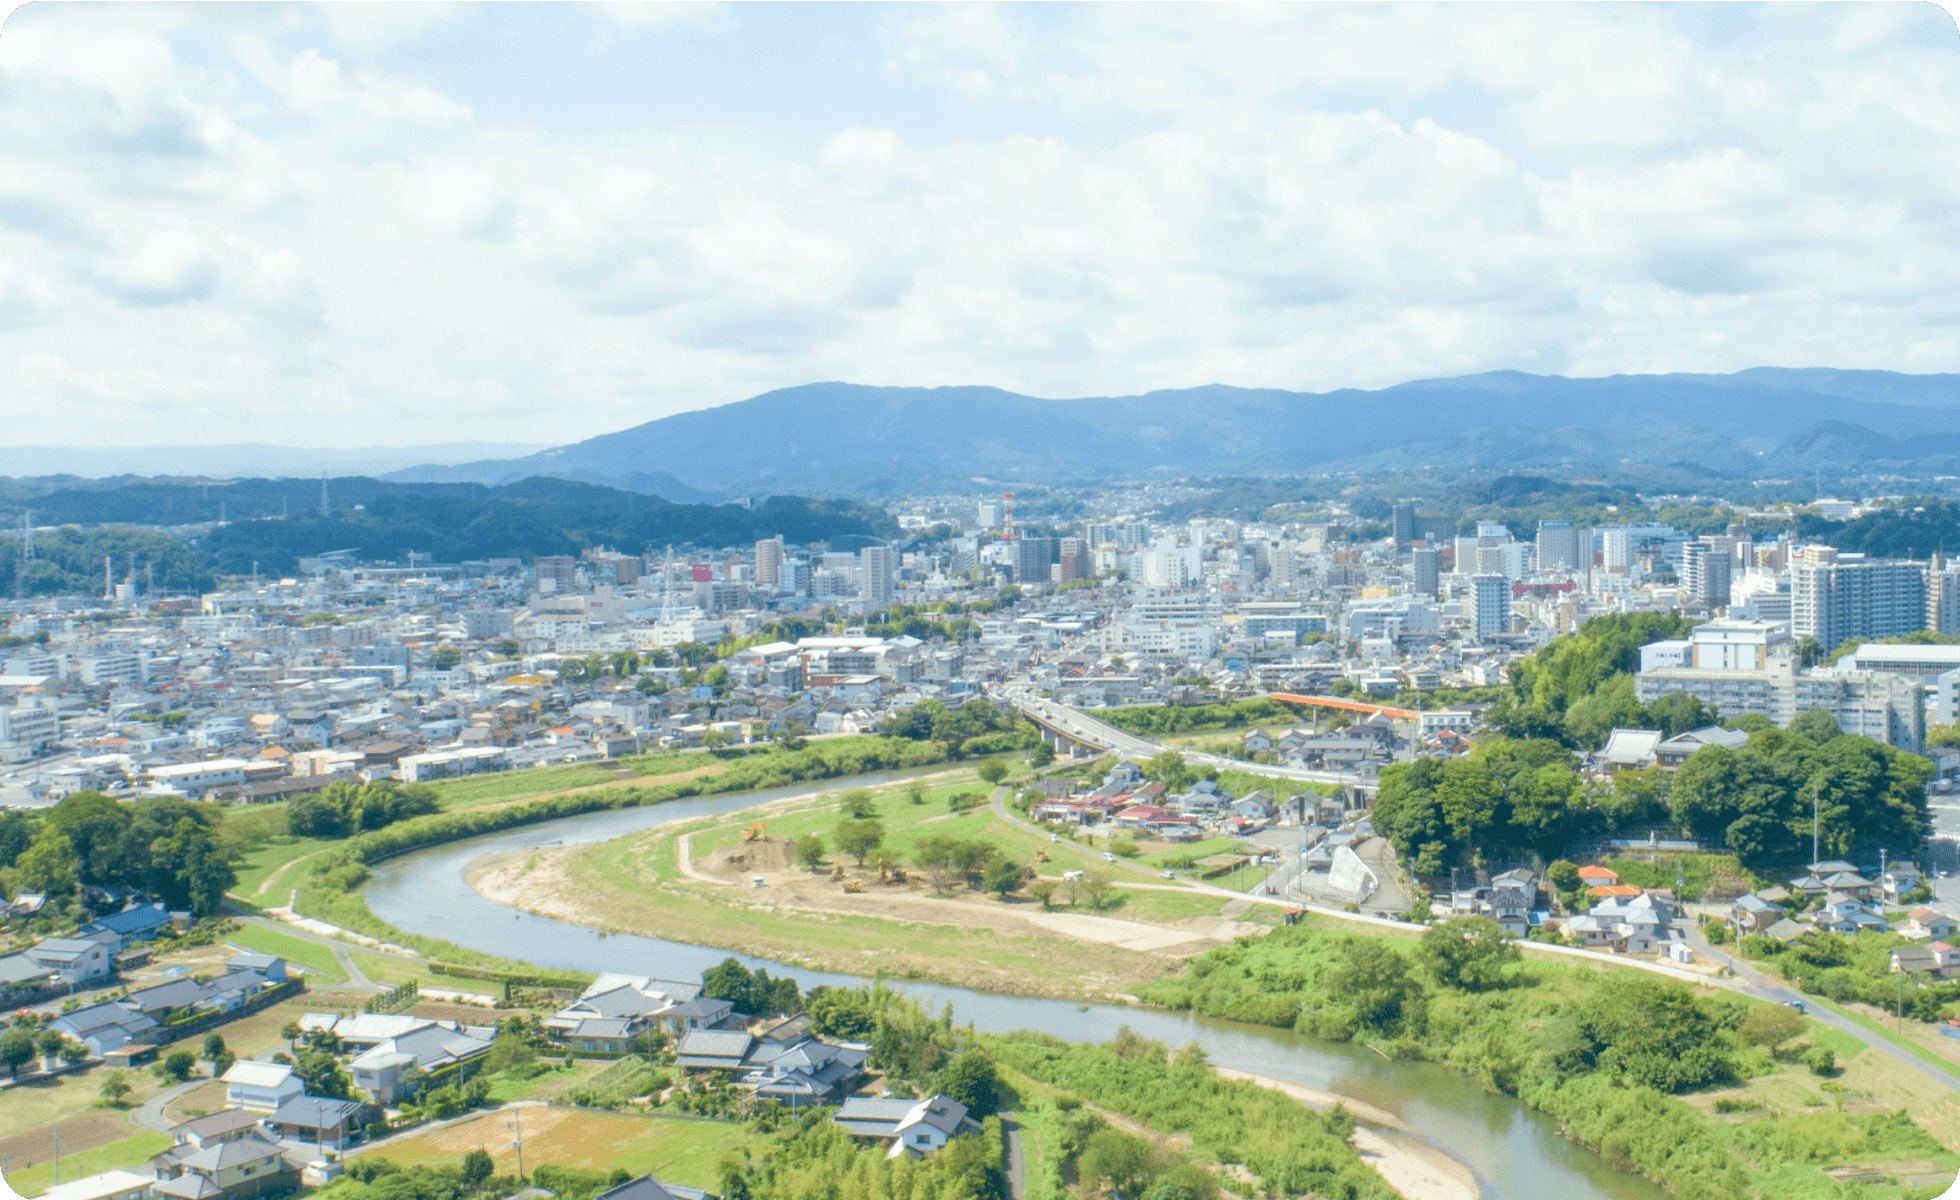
[878,698,1035,759]
[1,792,235,916]
[286,781,442,838]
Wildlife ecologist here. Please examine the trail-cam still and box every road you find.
[133,1079,212,1134]
[1679,925,1960,1096]
[998,691,1373,792]
[232,913,384,991]
[998,1110,1026,1199]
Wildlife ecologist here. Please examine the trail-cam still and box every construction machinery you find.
[740,821,767,842]
[842,880,865,894]
[831,860,845,880]
[876,858,906,884]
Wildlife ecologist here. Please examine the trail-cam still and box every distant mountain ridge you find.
[381,368,1960,497]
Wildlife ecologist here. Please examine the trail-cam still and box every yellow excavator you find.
[876,858,907,884]
[842,880,865,893]
[739,821,767,842]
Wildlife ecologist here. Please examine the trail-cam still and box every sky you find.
[2,1,1959,450]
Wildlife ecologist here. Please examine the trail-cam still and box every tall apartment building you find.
[1014,537,1056,585]
[1469,574,1512,642]
[1928,557,1960,634]
[1535,520,1586,572]
[1680,540,1732,607]
[858,544,895,612]
[1635,620,1924,750]
[1391,504,1416,548]
[975,503,1003,530]
[1085,524,1118,549]
[1792,549,1927,649]
[1412,547,1440,597]
[534,555,578,594]
[1601,529,1632,571]
[1057,538,1089,583]
[754,537,785,587]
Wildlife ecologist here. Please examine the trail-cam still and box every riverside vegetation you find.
[1144,916,1955,1200]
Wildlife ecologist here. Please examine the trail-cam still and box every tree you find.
[158,1049,197,1083]
[839,789,879,819]
[1325,939,1423,1033]
[1545,859,1585,910]
[14,822,77,897]
[834,820,885,867]
[202,1033,228,1061]
[1788,709,1843,743]
[1803,1045,1837,1076]
[984,859,1024,899]
[98,1070,132,1106]
[933,1050,999,1117]
[1081,869,1115,912]
[1417,917,1519,991]
[36,1028,64,1059]
[0,1028,33,1080]
[1739,1004,1806,1049]
[976,760,1010,786]
[1573,975,1731,1092]
[460,1149,495,1188]
[806,987,878,1041]
[1029,741,1055,768]
[1028,879,1059,909]
[1079,1128,1154,1197]
[795,834,826,871]
[430,646,463,670]
[155,816,235,916]
[59,1039,88,1066]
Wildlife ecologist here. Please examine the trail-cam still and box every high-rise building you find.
[1535,520,1586,572]
[1391,504,1416,548]
[1412,547,1439,597]
[534,555,578,594]
[1470,574,1511,641]
[1057,538,1089,583]
[1930,557,1960,634]
[976,503,1003,530]
[1602,529,1633,571]
[1680,540,1732,607]
[1086,524,1118,549]
[859,544,895,612]
[755,537,785,587]
[1014,537,1056,585]
[1792,549,1927,649]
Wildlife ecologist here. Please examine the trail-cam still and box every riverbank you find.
[1211,1066,1481,1200]
[461,776,1277,1001]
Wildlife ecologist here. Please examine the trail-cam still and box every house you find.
[151,1129,292,1200]
[1821,871,1876,900]
[1242,728,1274,753]
[226,953,287,983]
[662,995,737,1034]
[1491,868,1538,906]
[1576,865,1620,888]
[122,977,209,1018]
[26,935,118,986]
[152,1109,266,1179]
[1892,945,1941,975]
[1595,728,1663,772]
[348,1023,494,1103]
[0,952,57,997]
[49,1000,158,1056]
[561,1018,640,1054]
[37,1170,154,1200]
[1762,917,1811,944]
[1653,725,1749,767]
[1487,886,1532,937]
[589,1176,713,1200]
[1906,908,1960,941]
[833,1093,978,1159]
[263,1095,368,1149]
[673,1029,755,1073]
[1732,893,1786,933]
[1930,941,1960,976]
[1883,863,1923,905]
[745,1037,870,1104]
[221,1060,306,1114]
[82,902,175,944]
[1815,892,1888,934]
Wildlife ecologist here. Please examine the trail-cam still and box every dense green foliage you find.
[1485,612,1701,748]
[2,475,898,583]
[879,699,1037,758]
[989,1030,1393,1200]
[0,526,213,597]
[1370,739,1592,874]
[1144,919,1948,1200]
[1098,697,1314,737]
[701,958,803,1019]
[1,791,235,916]
[286,781,441,838]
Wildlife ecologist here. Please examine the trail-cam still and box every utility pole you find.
[52,1129,61,1184]
[508,1109,524,1180]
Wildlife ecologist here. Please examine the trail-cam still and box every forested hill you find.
[0,476,898,593]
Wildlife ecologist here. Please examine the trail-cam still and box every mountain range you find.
[381,368,1960,499]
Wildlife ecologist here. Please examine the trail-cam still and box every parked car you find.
[1102,851,1117,862]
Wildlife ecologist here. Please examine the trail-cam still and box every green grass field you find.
[0,1130,171,1196]
[226,924,346,983]
[349,951,462,994]
[426,764,624,810]
[227,833,339,902]
[365,1108,759,1191]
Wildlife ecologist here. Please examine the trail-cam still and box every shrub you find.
[1803,1046,1837,1076]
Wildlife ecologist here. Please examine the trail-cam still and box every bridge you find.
[1000,689,1376,792]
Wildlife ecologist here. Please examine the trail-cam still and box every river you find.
[361,767,1666,1200]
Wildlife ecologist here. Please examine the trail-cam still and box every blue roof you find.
[86,903,172,937]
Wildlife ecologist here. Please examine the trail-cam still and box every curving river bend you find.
[361,768,1665,1200]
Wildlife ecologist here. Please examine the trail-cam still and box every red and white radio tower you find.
[1001,492,1015,541]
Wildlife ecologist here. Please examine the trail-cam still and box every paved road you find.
[133,1079,210,1134]
[1680,925,1960,1096]
[998,1110,1026,1199]
[233,914,384,991]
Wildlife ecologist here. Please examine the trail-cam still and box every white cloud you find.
[0,2,1957,448]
